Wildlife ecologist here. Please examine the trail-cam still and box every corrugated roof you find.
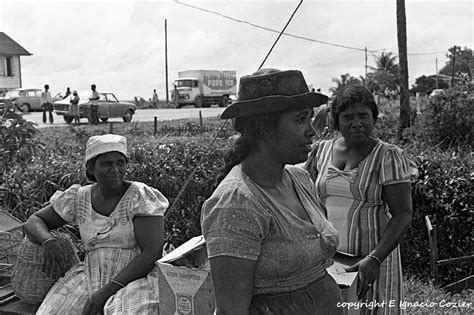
[0,32,32,56]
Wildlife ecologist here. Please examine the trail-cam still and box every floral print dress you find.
[36,181,168,314]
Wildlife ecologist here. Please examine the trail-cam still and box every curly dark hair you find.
[216,111,284,184]
[331,85,378,130]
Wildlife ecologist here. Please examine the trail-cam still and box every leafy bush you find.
[401,149,473,285]
[0,109,41,171]
[126,137,228,246]
[0,107,471,287]
[0,120,232,247]
[405,88,473,148]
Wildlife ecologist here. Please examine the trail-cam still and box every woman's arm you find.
[82,215,164,315]
[24,204,68,244]
[24,205,68,279]
[347,182,413,299]
[210,256,257,315]
[370,182,413,261]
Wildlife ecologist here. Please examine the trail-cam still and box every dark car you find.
[54,92,137,124]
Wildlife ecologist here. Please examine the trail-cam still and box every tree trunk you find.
[451,46,457,87]
[397,0,410,140]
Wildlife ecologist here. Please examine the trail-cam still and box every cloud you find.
[1,0,472,98]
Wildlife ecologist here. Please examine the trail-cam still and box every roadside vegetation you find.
[0,88,472,311]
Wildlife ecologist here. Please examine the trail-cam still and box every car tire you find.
[63,116,73,124]
[195,96,203,108]
[100,118,109,122]
[123,110,133,122]
[220,96,229,107]
[20,103,31,112]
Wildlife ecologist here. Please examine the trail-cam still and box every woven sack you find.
[11,231,80,305]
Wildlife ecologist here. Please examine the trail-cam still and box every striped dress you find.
[36,181,169,314]
[306,139,418,315]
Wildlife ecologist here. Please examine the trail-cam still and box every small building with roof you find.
[0,32,32,94]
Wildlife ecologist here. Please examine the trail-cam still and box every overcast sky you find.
[1,0,472,100]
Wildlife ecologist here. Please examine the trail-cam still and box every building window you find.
[5,57,12,76]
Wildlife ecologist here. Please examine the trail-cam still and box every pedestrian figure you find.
[172,85,179,108]
[69,90,80,125]
[41,84,54,124]
[152,89,159,109]
[63,87,71,99]
[89,84,100,125]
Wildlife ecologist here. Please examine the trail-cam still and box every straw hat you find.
[221,69,328,119]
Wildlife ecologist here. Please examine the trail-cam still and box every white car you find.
[429,89,446,99]
[53,92,137,124]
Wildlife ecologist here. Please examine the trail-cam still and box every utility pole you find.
[435,58,438,89]
[451,45,457,87]
[165,19,169,104]
[365,47,368,88]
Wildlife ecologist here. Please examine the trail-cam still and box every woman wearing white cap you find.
[24,134,169,314]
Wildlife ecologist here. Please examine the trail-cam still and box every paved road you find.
[22,107,226,128]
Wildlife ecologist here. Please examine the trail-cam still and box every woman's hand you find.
[345,256,380,300]
[42,239,66,279]
[81,284,118,315]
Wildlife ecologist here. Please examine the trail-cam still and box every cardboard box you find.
[156,236,215,315]
[156,237,359,315]
[327,252,360,315]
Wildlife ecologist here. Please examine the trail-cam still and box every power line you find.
[174,1,449,57]
[407,51,446,56]
[174,0,383,53]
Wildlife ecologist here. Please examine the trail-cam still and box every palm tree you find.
[359,73,379,93]
[370,52,399,77]
[330,73,361,96]
[369,52,400,93]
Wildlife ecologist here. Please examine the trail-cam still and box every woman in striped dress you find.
[305,85,418,315]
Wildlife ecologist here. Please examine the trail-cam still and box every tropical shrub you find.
[405,88,473,148]
[0,106,471,287]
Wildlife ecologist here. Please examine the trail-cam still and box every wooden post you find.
[165,19,169,104]
[199,110,203,134]
[109,122,113,134]
[425,215,439,284]
[154,117,157,136]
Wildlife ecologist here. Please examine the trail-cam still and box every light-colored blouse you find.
[37,181,169,314]
[201,165,339,295]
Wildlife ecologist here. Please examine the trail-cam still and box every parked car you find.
[0,88,62,112]
[53,92,137,124]
[429,89,447,99]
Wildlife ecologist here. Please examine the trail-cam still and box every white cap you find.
[85,134,128,163]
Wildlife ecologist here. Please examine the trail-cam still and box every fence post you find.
[109,122,113,133]
[199,110,203,134]
[425,215,439,284]
[154,117,157,136]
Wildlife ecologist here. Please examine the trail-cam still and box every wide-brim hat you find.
[85,134,128,163]
[221,69,328,119]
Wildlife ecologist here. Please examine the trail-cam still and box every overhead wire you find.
[166,0,307,217]
[173,0,449,56]
[174,0,382,53]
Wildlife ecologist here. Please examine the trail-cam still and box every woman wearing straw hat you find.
[201,69,343,314]
[24,134,169,314]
